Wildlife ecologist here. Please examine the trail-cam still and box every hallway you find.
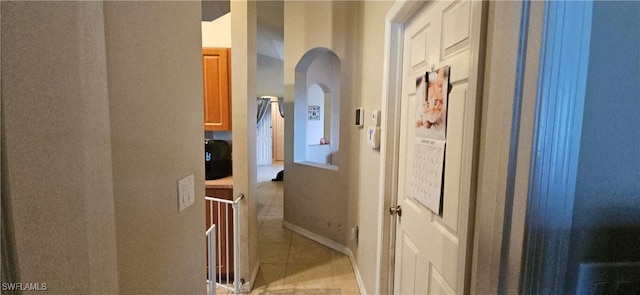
[246,164,361,294]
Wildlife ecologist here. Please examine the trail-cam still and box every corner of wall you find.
[202,12,232,48]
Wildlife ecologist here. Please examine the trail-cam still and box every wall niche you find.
[293,47,341,170]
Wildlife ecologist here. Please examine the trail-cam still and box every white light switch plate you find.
[178,174,195,212]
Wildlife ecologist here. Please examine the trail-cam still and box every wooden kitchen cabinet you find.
[202,48,231,131]
[205,187,234,280]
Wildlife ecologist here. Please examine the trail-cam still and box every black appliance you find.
[205,140,232,180]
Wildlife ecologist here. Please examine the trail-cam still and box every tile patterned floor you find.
[216,164,360,295]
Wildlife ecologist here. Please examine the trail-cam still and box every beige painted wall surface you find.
[257,54,285,97]
[469,2,521,293]
[230,0,260,290]
[471,2,543,294]
[283,1,360,248]
[283,3,395,293]
[355,2,395,294]
[202,12,232,47]
[103,2,205,293]
[2,2,119,293]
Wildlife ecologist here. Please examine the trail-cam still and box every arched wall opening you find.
[293,47,341,169]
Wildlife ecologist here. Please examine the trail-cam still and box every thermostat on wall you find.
[355,108,364,127]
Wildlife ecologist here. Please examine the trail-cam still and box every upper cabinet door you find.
[203,48,231,131]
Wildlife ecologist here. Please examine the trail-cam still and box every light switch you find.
[576,262,640,295]
[178,174,195,212]
[368,126,380,149]
[372,110,381,126]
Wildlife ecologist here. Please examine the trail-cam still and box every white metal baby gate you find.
[206,194,243,295]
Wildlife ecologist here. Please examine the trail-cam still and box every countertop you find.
[205,176,233,189]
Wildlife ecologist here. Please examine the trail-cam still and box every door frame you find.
[519,1,593,293]
[270,98,285,163]
[257,101,272,166]
[376,1,487,294]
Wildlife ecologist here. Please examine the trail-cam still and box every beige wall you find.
[2,1,206,293]
[282,2,395,294]
[2,2,119,293]
[355,2,395,293]
[103,2,205,293]
[257,54,284,97]
[230,0,260,290]
[471,2,544,294]
[202,12,232,48]
[469,2,522,293]
[283,0,360,248]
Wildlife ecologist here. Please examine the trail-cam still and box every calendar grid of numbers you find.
[409,138,445,213]
[410,66,450,214]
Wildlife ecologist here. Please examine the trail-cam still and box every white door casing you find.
[271,100,285,162]
[382,1,485,294]
[257,100,285,165]
[257,105,272,165]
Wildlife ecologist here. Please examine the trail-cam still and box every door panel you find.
[393,1,481,293]
[257,108,272,165]
[428,264,455,295]
[441,86,467,230]
[203,48,231,131]
[410,25,430,70]
[398,234,423,295]
[441,1,471,54]
[271,101,285,162]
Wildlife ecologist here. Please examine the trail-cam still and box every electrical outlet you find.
[577,262,640,295]
[178,174,195,212]
[350,226,359,242]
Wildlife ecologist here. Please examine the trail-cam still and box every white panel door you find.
[271,101,285,162]
[257,106,272,165]
[393,1,481,294]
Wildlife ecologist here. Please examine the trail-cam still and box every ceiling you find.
[256,1,284,60]
[202,0,284,61]
[201,0,230,22]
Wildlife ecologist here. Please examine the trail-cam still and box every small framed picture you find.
[308,106,321,120]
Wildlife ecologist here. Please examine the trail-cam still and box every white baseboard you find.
[347,250,367,295]
[240,259,260,294]
[282,221,349,255]
[282,221,367,295]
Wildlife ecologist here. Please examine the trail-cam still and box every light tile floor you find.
[217,164,360,295]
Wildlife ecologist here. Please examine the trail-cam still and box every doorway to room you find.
[380,1,485,294]
[257,96,284,166]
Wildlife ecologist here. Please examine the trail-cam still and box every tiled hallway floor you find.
[247,164,361,295]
